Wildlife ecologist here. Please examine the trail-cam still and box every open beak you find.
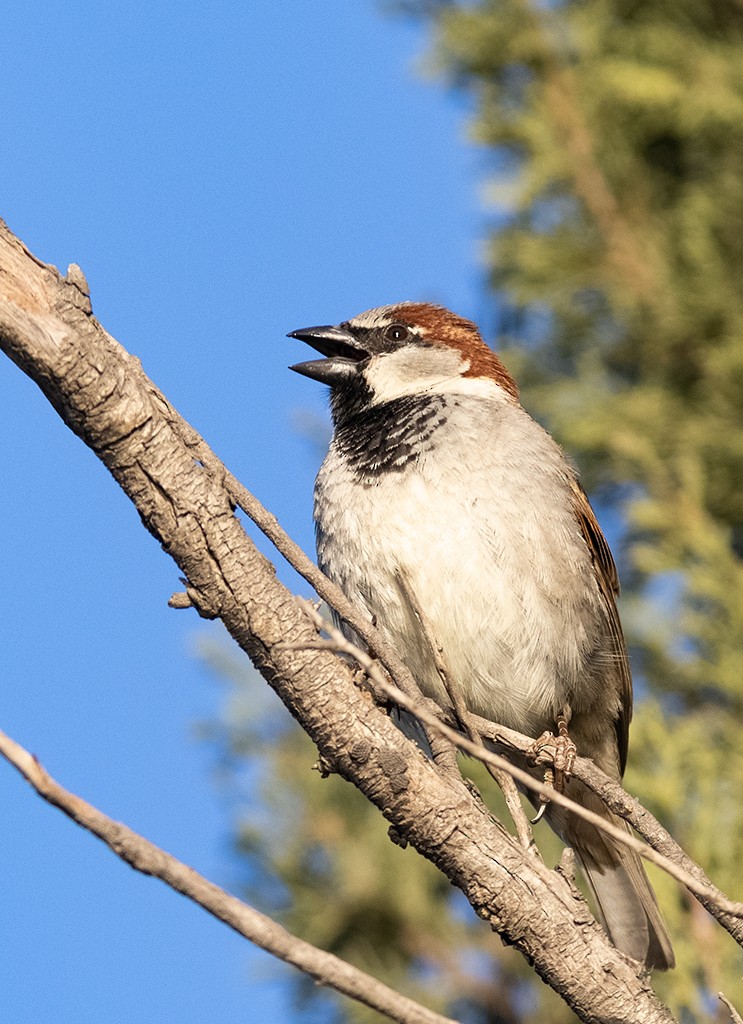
[288,324,367,385]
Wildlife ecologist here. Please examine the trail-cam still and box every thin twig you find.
[720,993,743,1024]
[488,763,536,851]
[0,728,456,1024]
[297,602,743,922]
[394,570,535,851]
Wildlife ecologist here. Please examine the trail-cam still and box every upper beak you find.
[288,324,366,385]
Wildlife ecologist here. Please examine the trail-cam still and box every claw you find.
[528,713,577,820]
[531,800,549,825]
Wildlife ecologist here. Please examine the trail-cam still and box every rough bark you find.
[0,219,675,1023]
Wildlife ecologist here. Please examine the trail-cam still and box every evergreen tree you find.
[208,3,743,1019]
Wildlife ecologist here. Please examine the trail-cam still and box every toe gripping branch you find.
[529,713,577,824]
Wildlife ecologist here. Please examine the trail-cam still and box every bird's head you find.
[288,302,518,423]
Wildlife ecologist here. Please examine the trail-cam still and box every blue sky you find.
[0,3,487,1021]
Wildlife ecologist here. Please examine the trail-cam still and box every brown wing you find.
[568,477,632,775]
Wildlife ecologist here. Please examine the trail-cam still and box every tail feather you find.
[549,783,675,970]
[580,848,675,970]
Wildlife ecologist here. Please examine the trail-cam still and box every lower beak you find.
[289,358,359,385]
[288,324,366,386]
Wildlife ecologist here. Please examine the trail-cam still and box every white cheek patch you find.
[363,345,468,403]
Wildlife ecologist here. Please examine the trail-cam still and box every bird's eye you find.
[384,323,410,343]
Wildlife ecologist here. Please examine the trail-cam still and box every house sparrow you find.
[289,302,674,970]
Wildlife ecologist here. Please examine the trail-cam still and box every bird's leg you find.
[529,708,577,823]
[551,711,577,789]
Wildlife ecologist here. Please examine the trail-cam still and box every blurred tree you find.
[205,2,743,1020]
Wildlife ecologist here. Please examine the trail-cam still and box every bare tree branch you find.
[0,728,456,1024]
[0,218,678,1023]
[720,992,743,1024]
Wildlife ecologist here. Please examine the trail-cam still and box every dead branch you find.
[0,729,455,1024]
[720,992,743,1024]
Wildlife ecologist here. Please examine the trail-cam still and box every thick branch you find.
[0,219,675,1024]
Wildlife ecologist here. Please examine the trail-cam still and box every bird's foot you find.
[528,713,577,823]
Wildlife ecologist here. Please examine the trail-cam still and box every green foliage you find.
[206,2,743,1019]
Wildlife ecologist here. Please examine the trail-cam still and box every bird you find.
[288,301,674,970]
